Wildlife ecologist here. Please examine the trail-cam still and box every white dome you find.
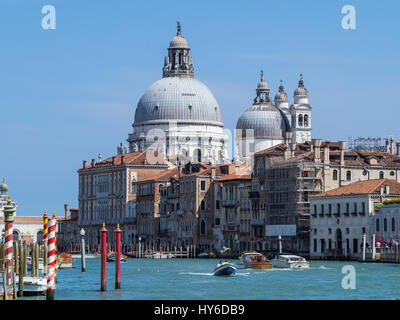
[169,35,189,48]
[236,103,289,140]
[134,77,223,126]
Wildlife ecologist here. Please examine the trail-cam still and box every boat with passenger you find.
[271,253,309,269]
[240,252,272,269]
[213,261,237,276]
[107,253,127,263]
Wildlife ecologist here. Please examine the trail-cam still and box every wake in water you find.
[179,272,250,277]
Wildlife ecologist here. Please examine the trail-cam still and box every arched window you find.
[333,170,338,181]
[298,114,303,126]
[304,114,309,127]
[37,231,43,244]
[12,230,19,241]
[379,171,384,179]
[346,171,351,181]
[392,218,396,232]
[376,219,380,232]
[384,218,387,232]
[200,220,206,235]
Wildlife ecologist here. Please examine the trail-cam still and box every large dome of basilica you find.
[134,77,223,126]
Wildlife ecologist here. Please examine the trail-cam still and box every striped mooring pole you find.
[115,224,121,289]
[100,223,107,292]
[52,211,57,282]
[43,210,48,275]
[3,196,16,287]
[46,216,56,300]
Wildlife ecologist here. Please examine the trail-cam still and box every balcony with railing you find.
[222,199,238,207]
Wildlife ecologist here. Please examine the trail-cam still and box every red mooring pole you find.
[100,223,107,292]
[115,224,121,289]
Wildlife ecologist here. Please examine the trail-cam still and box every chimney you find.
[397,142,400,156]
[339,141,346,166]
[121,155,125,165]
[112,156,115,166]
[140,145,144,152]
[290,143,296,158]
[83,160,87,169]
[390,136,394,155]
[91,159,95,167]
[211,167,216,179]
[380,186,384,195]
[386,139,390,153]
[64,204,69,219]
[385,184,390,195]
[312,139,322,163]
[323,142,330,164]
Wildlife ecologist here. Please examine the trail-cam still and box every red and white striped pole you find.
[3,196,15,287]
[52,211,57,282]
[46,216,56,300]
[115,224,121,289]
[100,223,107,291]
[43,210,48,275]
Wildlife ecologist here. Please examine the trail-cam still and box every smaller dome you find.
[294,77,308,97]
[257,70,269,90]
[275,82,288,102]
[1,183,8,192]
[169,35,188,48]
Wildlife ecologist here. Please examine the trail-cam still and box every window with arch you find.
[392,218,396,232]
[379,171,384,179]
[376,219,380,232]
[346,171,351,181]
[333,169,338,181]
[304,114,309,127]
[200,220,206,235]
[384,218,387,232]
[298,114,303,127]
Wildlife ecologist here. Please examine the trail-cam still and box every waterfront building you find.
[252,138,400,256]
[127,23,229,165]
[78,150,173,247]
[310,179,400,260]
[371,201,400,245]
[235,73,312,161]
[214,164,252,255]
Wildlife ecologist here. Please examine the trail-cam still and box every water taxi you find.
[213,261,237,276]
[57,253,74,269]
[271,254,309,269]
[106,253,127,263]
[240,252,272,269]
[16,276,48,296]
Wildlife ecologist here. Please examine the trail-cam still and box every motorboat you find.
[197,252,216,259]
[70,252,100,259]
[152,252,175,259]
[213,261,237,276]
[16,276,48,296]
[271,254,309,269]
[240,252,272,269]
[107,254,127,263]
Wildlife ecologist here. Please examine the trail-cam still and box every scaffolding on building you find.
[347,137,387,152]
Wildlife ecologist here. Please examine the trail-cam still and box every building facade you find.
[310,179,400,260]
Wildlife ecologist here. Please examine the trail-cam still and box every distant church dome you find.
[294,75,308,97]
[274,81,289,103]
[169,35,189,48]
[0,183,8,193]
[236,71,289,140]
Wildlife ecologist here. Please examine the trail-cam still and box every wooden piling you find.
[31,245,35,277]
[17,241,23,297]
[35,243,39,277]
[23,242,27,277]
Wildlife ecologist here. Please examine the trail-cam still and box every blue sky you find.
[1,0,399,216]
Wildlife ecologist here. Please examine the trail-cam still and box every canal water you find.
[20,258,400,300]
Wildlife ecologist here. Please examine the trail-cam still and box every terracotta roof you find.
[216,173,252,182]
[312,179,400,198]
[139,168,179,182]
[82,150,169,169]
